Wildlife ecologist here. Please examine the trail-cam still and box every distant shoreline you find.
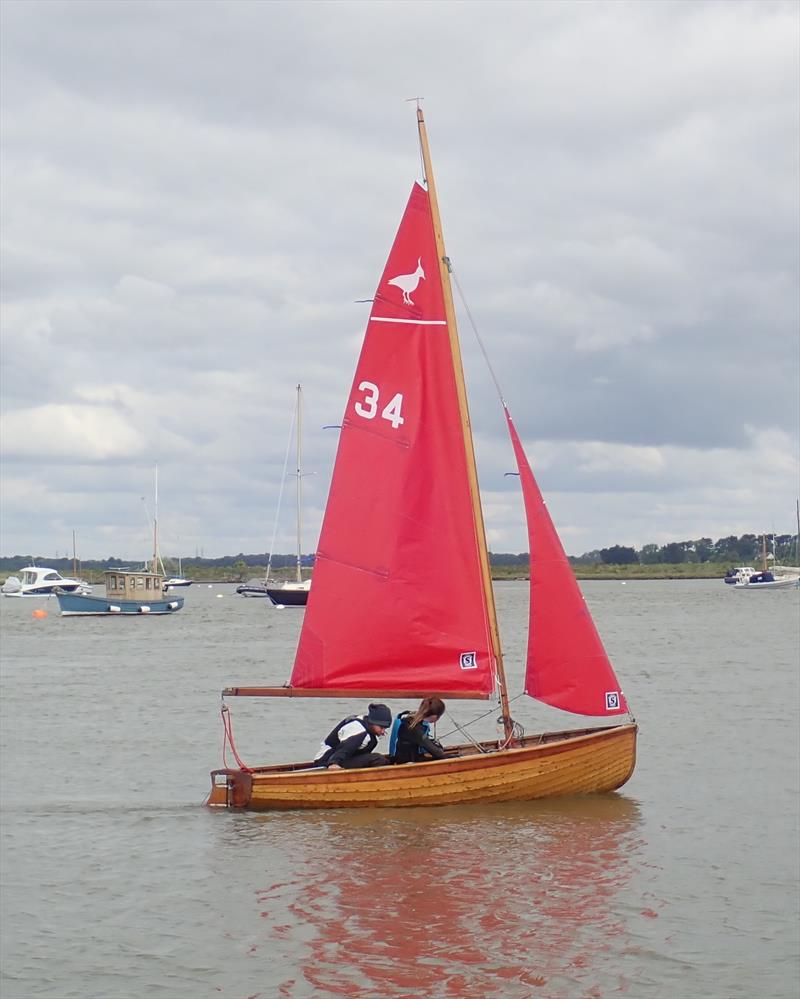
[0,561,757,585]
[491,562,755,581]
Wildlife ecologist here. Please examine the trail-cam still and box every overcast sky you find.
[1,0,798,562]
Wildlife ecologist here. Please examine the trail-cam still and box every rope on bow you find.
[220,701,253,772]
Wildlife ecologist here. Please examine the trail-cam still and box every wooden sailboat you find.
[208,109,637,810]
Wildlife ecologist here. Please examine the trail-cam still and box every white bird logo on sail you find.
[387,257,425,305]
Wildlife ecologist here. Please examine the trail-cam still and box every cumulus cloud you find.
[0,0,797,558]
[2,404,148,461]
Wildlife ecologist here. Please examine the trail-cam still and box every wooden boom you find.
[223,686,489,699]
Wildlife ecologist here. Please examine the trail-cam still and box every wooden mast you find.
[416,107,514,740]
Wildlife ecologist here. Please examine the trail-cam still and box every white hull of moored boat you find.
[732,575,799,590]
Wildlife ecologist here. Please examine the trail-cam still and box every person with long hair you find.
[389,697,447,765]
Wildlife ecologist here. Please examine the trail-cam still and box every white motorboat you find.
[723,566,757,585]
[1,566,89,597]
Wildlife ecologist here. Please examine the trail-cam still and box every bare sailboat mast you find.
[153,463,159,575]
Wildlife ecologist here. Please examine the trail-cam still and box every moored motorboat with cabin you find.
[56,568,184,615]
[55,467,184,615]
[2,566,88,597]
[723,566,756,585]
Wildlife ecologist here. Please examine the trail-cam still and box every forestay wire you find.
[450,266,507,407]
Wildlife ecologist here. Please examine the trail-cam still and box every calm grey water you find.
[1,580,798,998]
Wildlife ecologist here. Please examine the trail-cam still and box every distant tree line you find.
[570,533,798,566]
[1,533,796,573]
[0,552,315,573]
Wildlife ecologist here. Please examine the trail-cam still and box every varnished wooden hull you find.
[207,723,637,811]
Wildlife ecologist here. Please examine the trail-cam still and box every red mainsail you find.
[505,407,628,716]
[291,183,495,695]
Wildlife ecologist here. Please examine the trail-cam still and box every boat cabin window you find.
[108,576,116,589]
[44,572,60,581]
[136,577,144,589]
[145,577,151,590]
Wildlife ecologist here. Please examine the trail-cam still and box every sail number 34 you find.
[354,381,405,429]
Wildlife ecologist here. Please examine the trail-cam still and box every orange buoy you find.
[32,608,48,619]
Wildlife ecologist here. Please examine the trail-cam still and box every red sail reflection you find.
[251,796,643,998]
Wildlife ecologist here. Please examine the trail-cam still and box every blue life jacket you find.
[389,712,430,758]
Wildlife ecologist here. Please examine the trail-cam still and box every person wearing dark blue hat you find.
[314,703,393,769]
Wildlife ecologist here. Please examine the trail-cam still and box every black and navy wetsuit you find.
[314,716,389,769]
[390,711,447,765]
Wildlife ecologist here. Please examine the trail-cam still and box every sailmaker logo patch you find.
[460,652,477,670]
[605,691,620,710]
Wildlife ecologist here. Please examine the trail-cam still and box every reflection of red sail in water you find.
[252,797,642,998]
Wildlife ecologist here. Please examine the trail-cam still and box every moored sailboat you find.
[265,384,311,607]
[208,109,636,810]
[163,556,192,590]
[236,384,312,604]
[730,533,800,590]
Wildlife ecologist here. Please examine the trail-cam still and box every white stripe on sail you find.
[370,317,447,325]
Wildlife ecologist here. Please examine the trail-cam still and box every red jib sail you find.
[504,407,628,716]
[291,182,495,695]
